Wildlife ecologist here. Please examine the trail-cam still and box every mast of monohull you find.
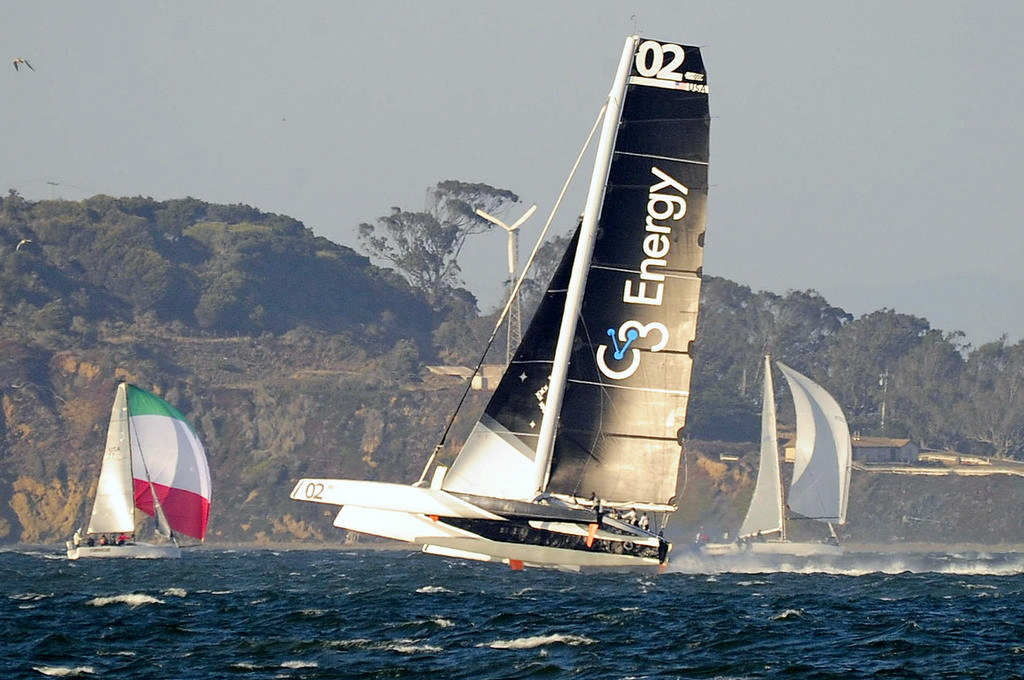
[530,35,639,496]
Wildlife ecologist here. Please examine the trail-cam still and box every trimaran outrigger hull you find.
[291,34,709,570]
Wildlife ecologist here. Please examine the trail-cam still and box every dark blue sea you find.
[4,547,1024,679]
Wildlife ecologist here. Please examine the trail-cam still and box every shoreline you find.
[7,540,1024,555]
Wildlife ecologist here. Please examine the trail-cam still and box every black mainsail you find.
[291,36,710,569]
[442,38,709,511]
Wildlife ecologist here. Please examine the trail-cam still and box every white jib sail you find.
[777,362,852,524]
[86,383,136,535]
[738,356,785,539]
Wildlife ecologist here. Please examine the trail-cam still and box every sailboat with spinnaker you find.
[67,382,212,559]
[702,356,851,557]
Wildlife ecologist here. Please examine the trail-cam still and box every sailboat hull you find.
[295,479,669,569]
[701,541,842,558]
[66,542,182,560]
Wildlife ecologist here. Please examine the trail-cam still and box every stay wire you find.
[416,103,609,485]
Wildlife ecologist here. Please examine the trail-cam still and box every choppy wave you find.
[86,593,164,607]
[5,548,1024,679]
[415,585,451,594]
[31,666,95,677]
[482,634,596,649]
[667,549,1024,576]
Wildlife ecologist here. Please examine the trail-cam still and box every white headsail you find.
[777,362,851,524]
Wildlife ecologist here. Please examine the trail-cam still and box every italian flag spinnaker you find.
[127,385,212,541]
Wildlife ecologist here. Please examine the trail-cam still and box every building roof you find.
[851,436,912,448]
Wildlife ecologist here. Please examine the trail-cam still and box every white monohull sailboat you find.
[291,35,710,569]
[67,382,212,559]
[703,356,852,557]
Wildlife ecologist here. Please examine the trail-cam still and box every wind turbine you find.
[475,204,537,363]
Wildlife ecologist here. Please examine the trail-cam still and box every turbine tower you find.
[475,204,537,363]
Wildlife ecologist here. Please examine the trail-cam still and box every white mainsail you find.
[730,358,851,550]
[738,356,784,539]
[86,383,135,535]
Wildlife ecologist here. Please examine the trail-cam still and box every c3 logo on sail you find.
[596,320,669,380]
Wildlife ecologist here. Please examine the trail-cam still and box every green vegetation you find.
[1,189,1023,546]
[689,277,1024,460]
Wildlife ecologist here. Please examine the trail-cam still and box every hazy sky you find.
[4,1,1023,346]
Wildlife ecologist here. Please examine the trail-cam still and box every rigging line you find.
[416,103,609,486]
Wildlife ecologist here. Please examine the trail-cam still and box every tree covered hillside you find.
[1,190,1023,546]
[0,191,433,346]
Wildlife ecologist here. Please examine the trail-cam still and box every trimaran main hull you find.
[290,479,666,569]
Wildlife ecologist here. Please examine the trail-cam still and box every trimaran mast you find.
[530,35,639,496]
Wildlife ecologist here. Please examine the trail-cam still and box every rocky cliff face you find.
[6,334,1024,549]
[0,329,487,546]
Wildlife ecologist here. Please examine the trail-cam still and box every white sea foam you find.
[666,550,1024,576]
[324,638,374,650]
[431,617,454,628]
[771,609,804,621]
[12,592,53,601]
[415,585,450,594]
[87,593,163,607]
[482,633,596,650]
[31,666,95,677]
[386,641,444,654]
[281,660,319,669]
[162,587,187,598]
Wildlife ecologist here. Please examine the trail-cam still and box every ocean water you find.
[4,547,1024,679]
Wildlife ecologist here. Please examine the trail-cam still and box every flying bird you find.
[12,58,34,71]
[16,239,32,251]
